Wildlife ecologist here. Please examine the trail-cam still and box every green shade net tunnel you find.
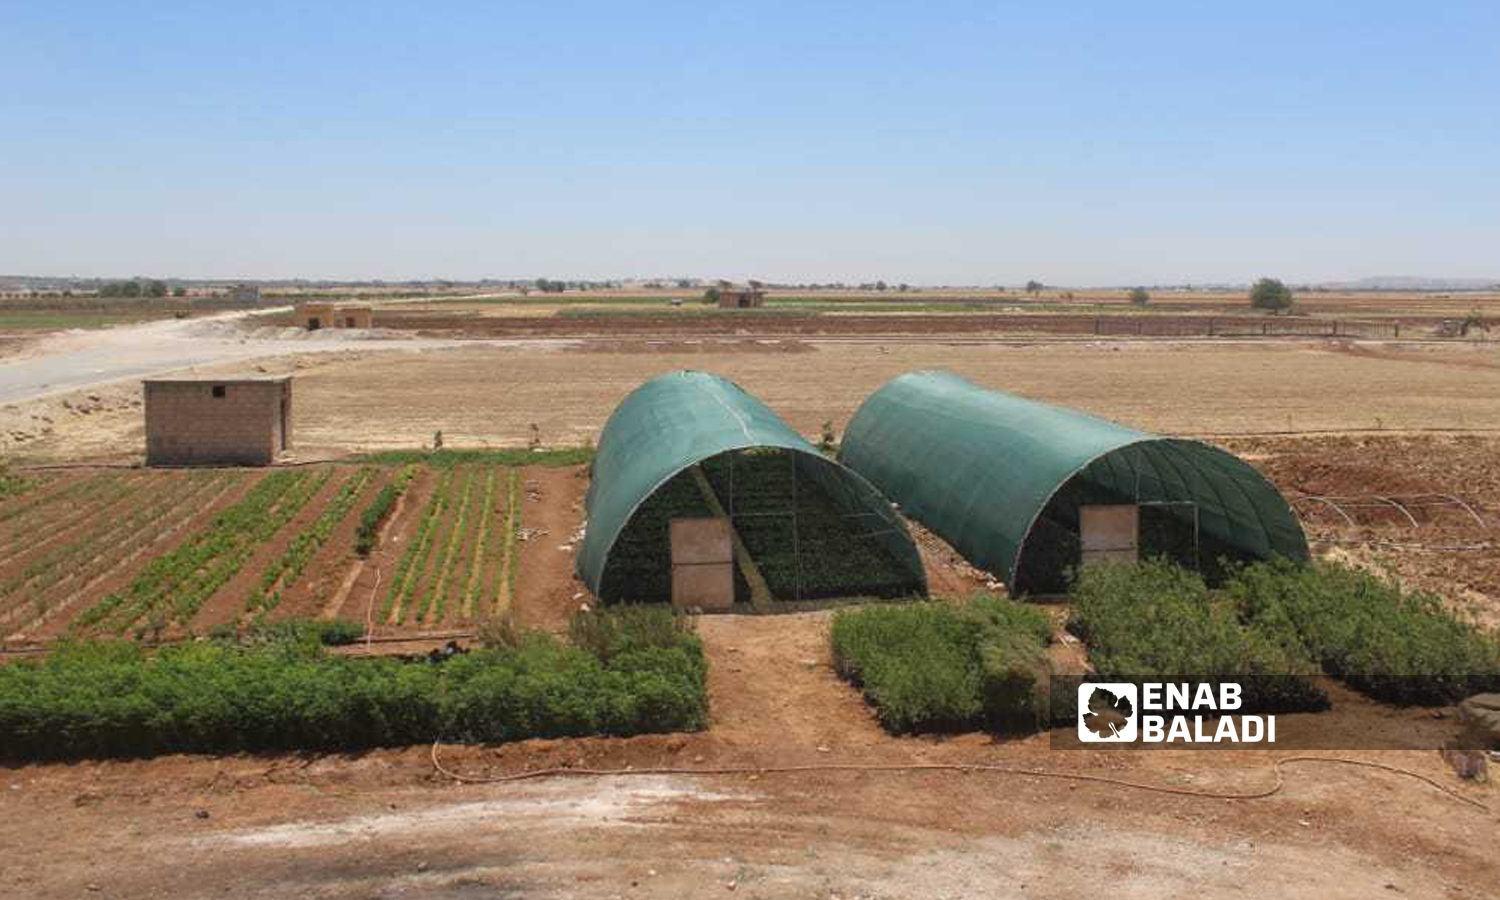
[577,371,927,604]
[838,371,1307,595]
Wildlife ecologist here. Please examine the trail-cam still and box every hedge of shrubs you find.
[1068,560,1330,713]
[831,595,1055,733]
[0,608,707,760]
[1228,558,1500,705]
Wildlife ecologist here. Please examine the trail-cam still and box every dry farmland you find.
[4,302,1500,899]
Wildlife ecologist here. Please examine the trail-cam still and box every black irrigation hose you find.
[429,742,1492,813]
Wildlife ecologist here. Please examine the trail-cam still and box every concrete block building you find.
[143,377,292,466]
[717,287,766,309]
[230,284,263,304]
[294,303,372,329]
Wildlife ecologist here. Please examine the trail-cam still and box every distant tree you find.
[146,280,169,298]
[703,286,721,304]
[675,278,694,289]
[717,279,733,289]
[1249,277,1294,312]
[897,283,910,292]
[1128,287,1150,307]
[875,280,888,291]
[534,277,550,292]
[1025,280,1044,295]
[172,286,187,297]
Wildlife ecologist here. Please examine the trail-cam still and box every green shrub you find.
[1068,560,1328,713]
[1229,558,1500,705]
[568,604,701,664]
[0,609,707,760]
[831,595,1053,734]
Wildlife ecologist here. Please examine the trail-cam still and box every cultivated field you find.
[0,461,597,647]
[8,339,1500,462]
[4,299,1500,899]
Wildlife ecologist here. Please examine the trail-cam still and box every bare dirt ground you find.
[7,330,1500,461]
[512,465,591,631]
[3,609,1496,899]
[5,317,1500,896]
[288,340,1500,450]
[1227,433,1500,628]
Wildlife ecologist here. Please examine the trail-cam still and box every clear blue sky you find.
[3,2,1497,285]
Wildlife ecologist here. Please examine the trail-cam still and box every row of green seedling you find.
[77,469,332,635]
[246,468,377,621]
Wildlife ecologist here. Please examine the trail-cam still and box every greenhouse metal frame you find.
[838,370,1308,594]
[577,370,927,604]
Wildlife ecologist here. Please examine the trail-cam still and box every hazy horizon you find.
[4,3,1498,285]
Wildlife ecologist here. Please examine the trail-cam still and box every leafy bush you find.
[0,609,707,760]
[831,595,1054,734]
[1249,277,1294,312]
[1069,560,1328,712]
[1228,558,1500,705]
[568,604,702,663]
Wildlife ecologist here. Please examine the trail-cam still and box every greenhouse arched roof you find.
[838,370,1307,591]
[577,370,926,598]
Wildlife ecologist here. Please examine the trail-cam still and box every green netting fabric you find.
[838,370,1307,592]
[576,370,926,599]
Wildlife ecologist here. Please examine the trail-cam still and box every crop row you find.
[0,473,145,568]
[424,468,479,622]
[77,469,332,636]
[0,471,235,635]
[380,466,517,625]
[355,464,417,556]
[383,468,457,623]
[494,469,522,617]
[245,468,377,621]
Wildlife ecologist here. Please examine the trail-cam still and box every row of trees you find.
[1028,279,1295,312]
[96,280,189,298]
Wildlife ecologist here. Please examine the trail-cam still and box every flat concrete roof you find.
[142,376,291,385]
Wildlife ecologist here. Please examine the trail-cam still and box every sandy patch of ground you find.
[284,340,1500,452]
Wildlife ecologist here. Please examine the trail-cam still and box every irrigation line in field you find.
[429,743,1490,813]
[461,469,498,620]
[1310,537,1496,552]
[495,469,521,616]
